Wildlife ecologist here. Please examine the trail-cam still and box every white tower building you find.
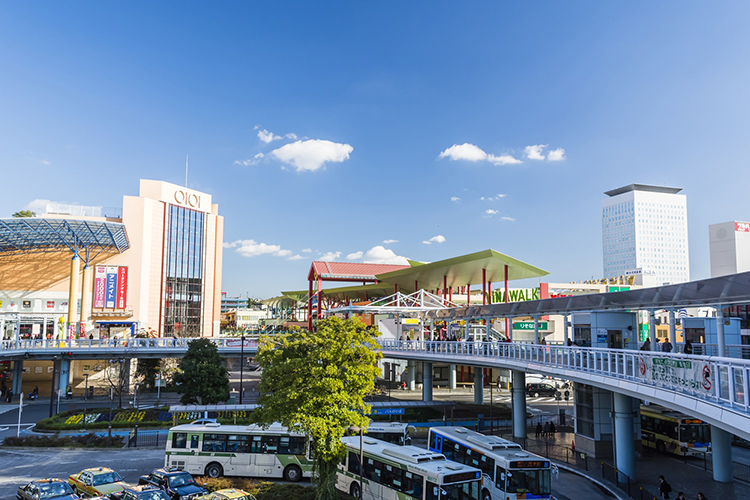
[602,184,689,285]
[709,221,750,277]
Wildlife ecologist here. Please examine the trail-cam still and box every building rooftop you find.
[604,183,683,197]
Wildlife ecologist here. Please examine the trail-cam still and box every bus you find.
[640,404,711,456]
[365,421,414,446]
[428,427,552,500]
[165,423,313,482]
[337,436,483,500]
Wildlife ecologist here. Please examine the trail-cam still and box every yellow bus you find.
[640,404,710,456]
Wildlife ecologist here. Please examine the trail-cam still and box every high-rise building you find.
[602,184,689,285]
[709,221,750,277]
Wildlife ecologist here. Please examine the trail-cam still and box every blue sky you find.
[2,2,750,298]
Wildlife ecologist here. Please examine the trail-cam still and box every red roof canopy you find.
[308,261,410,282]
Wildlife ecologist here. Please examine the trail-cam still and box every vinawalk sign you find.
[638,355,713,395]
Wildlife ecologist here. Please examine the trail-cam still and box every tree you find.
[12,210,35,217]
[173,338,230,404]
[135,358,161,390]
[252,318,382,500]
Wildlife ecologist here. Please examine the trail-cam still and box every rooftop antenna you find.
[185,155,189,187]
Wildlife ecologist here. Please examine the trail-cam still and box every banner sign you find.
[116,267,128,309]
[736,222,750,232]
[372,408,405,415]
[94,266,106,308]
[513,321,549,331]
[489,287,540,304]
[638,355,713,394]
[105,266,118,308]
[225,338,258,348]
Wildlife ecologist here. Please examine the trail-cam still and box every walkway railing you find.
[0,336,261,353]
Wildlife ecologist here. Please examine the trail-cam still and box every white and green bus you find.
[165,423,313,482]
[337,436,483,500]
[428,427,552,500]
[365,421,414,446]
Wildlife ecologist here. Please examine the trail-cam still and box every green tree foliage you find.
[252,318,381,500]
[12,210,35,217]
[135,358,161,389]
[173,338,230,404]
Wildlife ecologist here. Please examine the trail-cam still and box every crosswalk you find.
[493,396,563,404]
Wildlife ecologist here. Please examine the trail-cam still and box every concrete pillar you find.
[668,310,677,349]
[407,360,416,391]
[11,360,23,396]
[711,425,733,482]
[512,370,527,439]
[67,255,80,339]
[422,362,433,402]
[474,369,484,404]
[563,315,570,343]
[449,364,456,390]
[58,359,71,394]
[485,319,491,341]
[533,316,540,344]
[79,264,93,337]
[717,307,726,357]
[649,310,657,351]
[613,392,635,480]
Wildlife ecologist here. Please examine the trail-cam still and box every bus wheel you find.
[482,489,491,500]
[657,441,666,453]
[284,465,302,482]
[350,482,361,499]
[205,463,223,478]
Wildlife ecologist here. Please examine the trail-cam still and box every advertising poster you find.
[116,266,128,309]
[638,355,713,395]
[94,266,106,308]
[105,266,118,308]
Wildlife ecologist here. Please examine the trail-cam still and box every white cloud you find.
[319,251,342,261]
[451,196,461,202]
[439,143,488,162]
[347,246,409,265]
[487,154,522,165]
[40,160,51,166]
[525,144,547,160]
[497,193,507,198]
[224,239,294,258]
[288,254,305,261]
[422,235,446,245]
[547,148,565,161]
[25,198,54,214]
[383,239,398,244]
[234,152,265,166]
[285,133,298,140]
[301,248,312,253]
[485,209,498,215]
[481,194,507,201]
[258,129,282,143]
[271,139,353,172]
[501,216,516,221]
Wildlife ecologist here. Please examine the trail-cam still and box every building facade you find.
[709,221,750,277]
[602,184,689,286]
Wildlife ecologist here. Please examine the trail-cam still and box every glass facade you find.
[163,205,205,337]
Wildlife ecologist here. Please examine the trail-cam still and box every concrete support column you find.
[613,392,636,480]
[533,316,540,344]
[12,360,23,396]
[668,310,677,348]
[512,370,527,439]
[80,264,93,337]
[67,255,81,338]
[711,425,733,482]
[422,362,433,402]
[717,307,726,357]
[58,359,71,394]
[407,360,415,391]
[474,369,484,404]
[449,364,457,390]
[649,310,657,351]
[563,315,570,343]
[486,319,490,341]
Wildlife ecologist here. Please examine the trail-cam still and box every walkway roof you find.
[376,249,548,291]
[0,218,129,256]
[427,271,750,320]
[307,261,410,282]
[282,282,394,303]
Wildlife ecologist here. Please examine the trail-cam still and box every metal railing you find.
[127,428,166,448]
[601,462,657,500]
[0,336,262,353]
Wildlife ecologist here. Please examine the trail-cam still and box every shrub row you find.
[3,434,123,448]
[193,478,315,500]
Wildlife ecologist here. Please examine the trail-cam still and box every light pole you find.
[239,335,245,404]
[82,374,89,430]
[348,426,364,500]
[490,373,494,435]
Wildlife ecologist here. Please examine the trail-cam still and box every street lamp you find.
[239,334,245,404]
[348,426,364,500]
[82,374,89,430]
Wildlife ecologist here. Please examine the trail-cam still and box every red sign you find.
[736,222,750,232]
[46,301,55,309]
[116,266,128,309]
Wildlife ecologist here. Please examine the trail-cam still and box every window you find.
[172,433,187,449]
[203,434,227,452]
[190,435,199,448]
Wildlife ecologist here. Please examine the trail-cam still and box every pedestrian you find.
[544,422,551,438]
[66,385,72,399]
[640,339,651,351]
[696,493,707,500]
[550,421,556,434]
[566,339,573,346]
[5,389,12,403]
[663,340,673,353]
[33,386,38,397]
[684,339,693,354]
[536,422,542,438]
[89,333,94,340]
[675,492,686,500]
[540,337,547,345]
[658,475,672,499]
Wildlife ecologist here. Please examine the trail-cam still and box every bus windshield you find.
[427,482,480,500]
[680,424,710,444]
[507,470,551,496]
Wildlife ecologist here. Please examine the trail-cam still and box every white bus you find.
[365,421,414,446]
[165,423,313,482]
[428,427,552,500]
[337,436,483,500]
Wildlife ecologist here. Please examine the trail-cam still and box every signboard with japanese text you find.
[736,222,750,232]
[513,321,549,331]
[94,266,106,308]
[116,267,128,309]
[372,408,405,415]
[105,266,118,308]
[638,355,712,395]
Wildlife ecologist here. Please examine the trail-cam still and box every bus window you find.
[495,466,506,491]
[403,471,423,498]
[347,452,361,475]
[203,434,227,452]
[190,435,199,449]
[172,433,187,449]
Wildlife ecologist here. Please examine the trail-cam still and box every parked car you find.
[195,489,256,500]
[68,467,129,498]
[526,383,558,397]
[116,485,171,500]
[139,468,207,500]
[189,419,218,426]
[17,479,78,500]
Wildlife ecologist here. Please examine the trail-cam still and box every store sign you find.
[117,267,128,309]
[489,287,540,304]
[174,189,202,209]
[22,300,31,309]
[638,356,712,394]
[46,301,55,309]
[513,321,548,331]
[105,266,118,308]
[372,408,405,415]
[736,222,750,232]
[94,266,106,308]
